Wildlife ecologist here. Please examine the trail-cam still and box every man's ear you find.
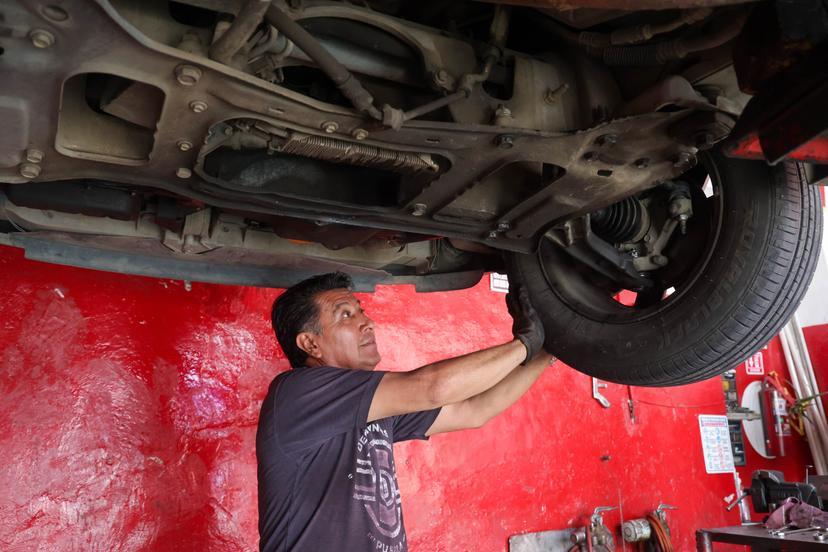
[296,332,322,359]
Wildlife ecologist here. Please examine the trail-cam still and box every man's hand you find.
[506,282,545,363]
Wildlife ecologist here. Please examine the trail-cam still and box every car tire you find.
[510,153,823,386]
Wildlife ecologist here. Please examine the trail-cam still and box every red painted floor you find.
[0,244,814,551]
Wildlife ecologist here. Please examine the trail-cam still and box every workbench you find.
[697,524,828,551]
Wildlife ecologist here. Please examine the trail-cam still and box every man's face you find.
[300,288,381,370]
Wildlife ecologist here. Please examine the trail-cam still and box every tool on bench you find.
[768,525,826,537]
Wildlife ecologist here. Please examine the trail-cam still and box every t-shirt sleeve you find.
[392,407,442,442]
[273,367,385,455]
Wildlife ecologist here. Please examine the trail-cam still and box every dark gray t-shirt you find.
[256,365,441,552]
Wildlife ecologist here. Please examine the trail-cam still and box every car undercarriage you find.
[1,0,825,384]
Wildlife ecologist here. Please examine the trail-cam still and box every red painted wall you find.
[0,245,815,551]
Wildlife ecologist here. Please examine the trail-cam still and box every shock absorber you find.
[590,196,650,244]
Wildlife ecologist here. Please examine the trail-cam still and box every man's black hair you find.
[271,272,354,368]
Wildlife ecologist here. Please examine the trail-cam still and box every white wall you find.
[796,190,828,329]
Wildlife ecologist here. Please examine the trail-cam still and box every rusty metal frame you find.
[477,0,756,9]
[1,0,725,254]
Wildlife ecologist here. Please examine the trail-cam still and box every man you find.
[257,271,553,552]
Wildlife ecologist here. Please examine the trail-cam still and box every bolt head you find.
[25,149,44,163]
[497,221,511,232]
[487,230,498,239]
[583,151,598,163]
[495,134,515,149]
[633,157,650,169]
[177,140,193,151]
[433,69,450,86]
[30,29,55,49]
[352,128,369,140]
[321,121,339,134]
[673,151,696,170]
[495,104,512,118]
[189,100,208,113]
[19,163,41,179]
[176,167,192,179]
[597,134,618,146]
[411,203,427,217]
[175,65,202,86]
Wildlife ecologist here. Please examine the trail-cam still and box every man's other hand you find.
[505,282,545,363]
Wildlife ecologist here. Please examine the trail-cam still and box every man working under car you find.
[257,271,553,552]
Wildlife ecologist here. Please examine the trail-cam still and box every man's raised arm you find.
[367,284,545,423]
[425,351,554,435]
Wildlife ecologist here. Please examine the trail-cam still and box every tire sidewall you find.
[514,152,807,385]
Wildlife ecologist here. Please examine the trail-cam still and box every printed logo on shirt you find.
[353,422,403,542]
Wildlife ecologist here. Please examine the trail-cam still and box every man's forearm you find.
[418,339,527,407]
[463,352,552,424]
[368,339,528,423]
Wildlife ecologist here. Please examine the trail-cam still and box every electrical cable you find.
[646,514,674,552]
[628,387,723,409]
[631,399,723,409]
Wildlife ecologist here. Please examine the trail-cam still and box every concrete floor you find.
[0,244,816,551]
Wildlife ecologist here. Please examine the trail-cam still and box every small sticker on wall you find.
[745,351,764,375]
[490,272,509,293]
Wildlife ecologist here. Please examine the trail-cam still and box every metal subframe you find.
[1,0,712,254]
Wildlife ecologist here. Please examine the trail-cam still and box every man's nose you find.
[360,312,375,331]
